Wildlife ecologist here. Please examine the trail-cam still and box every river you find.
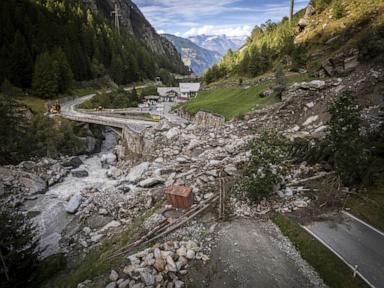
[24,131,119,258]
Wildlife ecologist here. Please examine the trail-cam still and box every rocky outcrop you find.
[85,0,187,73]
[193,111,225,128]
[320,49,360,77]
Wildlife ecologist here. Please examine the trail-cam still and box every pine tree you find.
[9,31,33,88]
[52,48,74,94]
[110,53,124,84]
[0,206,40,287]
[32,51,58,99]
[0,95,28,164]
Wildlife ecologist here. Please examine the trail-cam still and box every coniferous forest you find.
[0,0,184,96]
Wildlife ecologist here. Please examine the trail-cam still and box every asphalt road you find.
[305,211,384,288]
[60,91,187,130]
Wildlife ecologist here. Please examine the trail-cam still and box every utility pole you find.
[111,2,121,34]
[289,0,294,22]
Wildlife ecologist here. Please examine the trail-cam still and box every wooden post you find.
[0,250,9,281]
[219,170,222,219]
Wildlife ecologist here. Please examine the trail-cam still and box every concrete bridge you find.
[59,94,157,133]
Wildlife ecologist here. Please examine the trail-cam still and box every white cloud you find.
[135,0,310,37]
[183,25,253,37]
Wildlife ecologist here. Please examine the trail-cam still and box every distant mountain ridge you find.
[188,34,246,56]
[162,34,222,75]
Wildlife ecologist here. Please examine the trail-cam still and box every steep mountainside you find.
[189,34,246,55]
[0,0,187,90]
[163,34,222,75]
[84,0,187,73]
[204,0,384,82]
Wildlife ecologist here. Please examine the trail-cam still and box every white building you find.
[157,87,180,102]
[179,83,201,101]
[156,82,201,104]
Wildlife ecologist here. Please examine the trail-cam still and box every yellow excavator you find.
[50,101,61,114]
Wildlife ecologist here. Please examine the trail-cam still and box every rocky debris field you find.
[78,239,210,288]
[2,65,383,286]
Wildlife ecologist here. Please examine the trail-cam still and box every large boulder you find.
[101,153,117,168]
[71,169,89,178]
[166,127,180,139]
[65,192,82,214]
[62,156,83,169]
[138,177,164,188]
[127,162,150,183]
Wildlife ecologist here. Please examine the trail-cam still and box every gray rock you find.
[63,156,83,168]
[166,255,177,272]
[143,213,166,231]
[127,162,150,183]
[19,161,37,171]
[224,164,237,176]
[101,153,117,167]
[65,192,82,214]
[71,169,89,178]
[118,279,130,288]
[105,282,117,288]
[138,177,164,188]
[90,234,103,242]
[186,249,195,260]
[86,215,113,229]
[174,280,185,288]
[260,88,273,98]
[17,172,47,195]
[140,271,155,286]
[166,127,180,139]
[109,270,119,282]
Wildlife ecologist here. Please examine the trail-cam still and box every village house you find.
[157,87,180,102]
[179,83,201,101]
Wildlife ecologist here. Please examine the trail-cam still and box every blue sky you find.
[134,0,310,37]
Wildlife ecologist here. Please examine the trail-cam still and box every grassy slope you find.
[182,82,277,120]
[181,74,311,120]
[16,95,47,114]
[346,185,384,231]
[272,213,368,288]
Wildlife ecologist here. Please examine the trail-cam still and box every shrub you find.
[273,64,287,99]
[239,130,291,203]
[332,0,345,19]
[327,92,369,184]
[359,26,384,63]
[1,79,22,98]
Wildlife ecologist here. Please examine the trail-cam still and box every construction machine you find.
[50,101,61,114]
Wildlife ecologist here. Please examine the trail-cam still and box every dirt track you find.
[187,218,326,288]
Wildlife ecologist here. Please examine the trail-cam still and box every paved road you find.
[305,211,384,288]
[60,91,187,131]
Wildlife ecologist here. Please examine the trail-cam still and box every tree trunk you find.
[290,0,295,22]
